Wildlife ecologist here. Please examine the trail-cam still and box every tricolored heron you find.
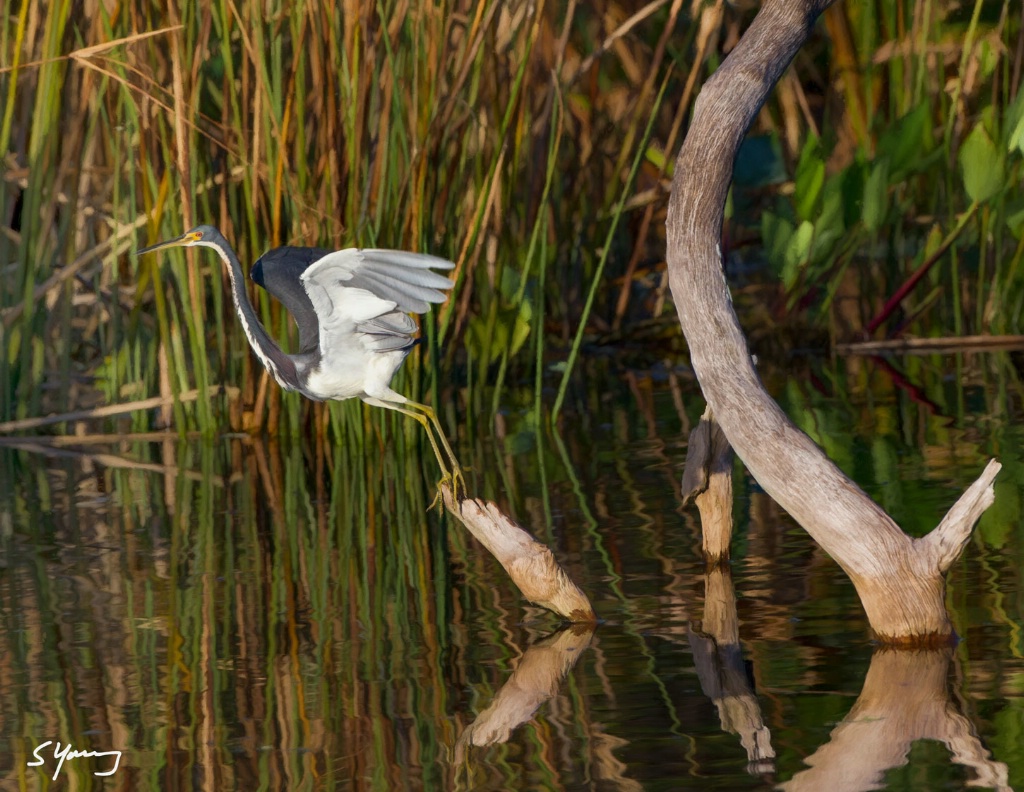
[137,224,463,497]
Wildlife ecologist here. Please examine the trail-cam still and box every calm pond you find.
[0,353,1022,791]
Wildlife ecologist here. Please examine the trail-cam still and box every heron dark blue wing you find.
[251,246,331,354]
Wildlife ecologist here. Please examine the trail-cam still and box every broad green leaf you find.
[645,145,666,170]
[762,211,795,277]
[978,39,1000,81]
[1007,201,1024,239]
[839,161,866,228]
[959,123,1004,204]
[877,104,933,178]
[509,300,532,357]
[782,220,814,290]
[466,302,533,360]
[1009,112,1024,156]
[809,174,846,265]
[922,224,944,258]
[1005,85,1024,154]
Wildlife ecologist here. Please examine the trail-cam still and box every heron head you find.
[136,224,223,255]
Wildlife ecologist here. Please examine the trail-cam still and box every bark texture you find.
[665,0,1000,641]
[681,405,735,562]
[443,488,596,622]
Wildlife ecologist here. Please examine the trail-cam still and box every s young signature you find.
[28,741,122,780]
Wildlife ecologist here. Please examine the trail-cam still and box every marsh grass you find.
[1,0,1022,441]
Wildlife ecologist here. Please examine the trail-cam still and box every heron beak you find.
[136,231,201,256]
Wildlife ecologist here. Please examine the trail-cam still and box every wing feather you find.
[300,248,455,357]
[357,313,420,352]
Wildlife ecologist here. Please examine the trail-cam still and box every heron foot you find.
[449,467,468,503]
[428,487,444,514]
[426,468,468,513]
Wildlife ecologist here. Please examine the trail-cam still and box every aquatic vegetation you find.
[1,1,1020,434]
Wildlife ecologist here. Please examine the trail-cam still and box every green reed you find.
[2,1,1022,439]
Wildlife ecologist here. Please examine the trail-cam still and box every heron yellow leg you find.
[363,397,466,505]
[403,400,463,478]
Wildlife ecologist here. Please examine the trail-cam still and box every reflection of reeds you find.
[0,433,609,788]
[0,352,1019,786]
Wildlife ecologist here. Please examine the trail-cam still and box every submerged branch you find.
[0,385,240,433]
[681,406,734,563]
[442,486,596,623]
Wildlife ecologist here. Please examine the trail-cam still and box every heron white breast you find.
[302,346,410,402]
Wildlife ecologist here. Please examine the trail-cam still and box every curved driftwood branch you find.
[443,487,596,623]
[665,0,1000,641]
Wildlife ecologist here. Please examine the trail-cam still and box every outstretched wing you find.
[300,248,455,355]
[250,246,332,354]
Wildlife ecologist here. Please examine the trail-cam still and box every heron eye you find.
[194,231,204,239]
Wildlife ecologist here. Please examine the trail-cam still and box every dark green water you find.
[0,353,1022,790]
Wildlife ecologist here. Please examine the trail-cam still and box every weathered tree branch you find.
[681,405,735,562]
[443,488,596,622]
[666,0,1000,641]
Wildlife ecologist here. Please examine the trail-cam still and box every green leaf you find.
[1006,87,1024,155]
[782,221,814,290]
[809,176,846,266]
[1005,198,1024,239]
[794,136,825,221]
[509,299,532,357]
[466,302,533,360]
[1009,111,1024,156]
[839,162,866,228]
[959,123,1005,204]
[862,158,890,232]
[645,145,666,170]
[762,211,795,277]
[876,104,933,178]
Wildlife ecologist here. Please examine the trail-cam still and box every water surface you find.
[0,353,1021,790]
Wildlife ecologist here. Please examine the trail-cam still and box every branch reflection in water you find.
[682,406,776,774]
[454,626,595,776]
[780,647,1010,791]
[680,407,1010,790]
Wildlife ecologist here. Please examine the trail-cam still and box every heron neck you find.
[210,241,299,390]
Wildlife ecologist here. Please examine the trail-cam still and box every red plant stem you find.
[863,206,976,337]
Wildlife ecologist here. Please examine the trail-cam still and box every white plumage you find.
[297,248,454,404]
